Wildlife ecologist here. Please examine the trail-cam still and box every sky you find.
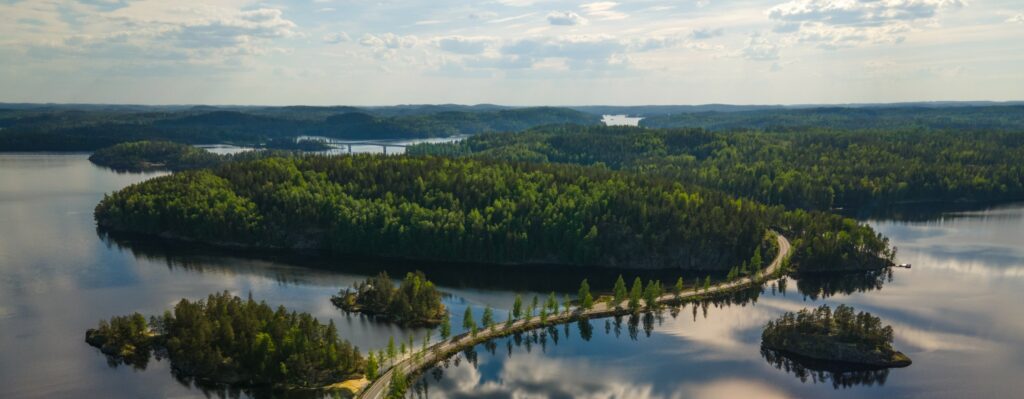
[1,0,1022,105]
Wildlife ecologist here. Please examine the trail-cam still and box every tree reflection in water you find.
[760,348,892,389]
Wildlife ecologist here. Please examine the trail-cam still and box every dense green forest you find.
[762,304,910,367]
[331,271,446,327]
[95,155,762,270]
[85,292,364,388]
[0,106,599,151]
[409,125,1024,211]
[94,155,890,271]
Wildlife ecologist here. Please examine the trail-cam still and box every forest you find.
[0,105,599,151]
[94,154,890,272]
[89,141,223,171]
[332,271,446,327]
[97,155,766,270]
[85,291,364,388]
[408,124,1024,211]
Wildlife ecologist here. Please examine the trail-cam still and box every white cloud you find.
[767,0,965,26]
[437,36,493,54]
[359,33,420,49]
[1008,14,1024,24]
[740,34,779,61]
[691,27,724,39]
[766,0,966,49]
[323,32,350,44]
[581,2,628,21]
[547,11,588,26]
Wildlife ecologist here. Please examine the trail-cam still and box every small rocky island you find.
[86,292,365,391]
[332,271,446,327]
[762,304,911,368]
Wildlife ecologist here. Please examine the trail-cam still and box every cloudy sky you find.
[1,0,1022,105]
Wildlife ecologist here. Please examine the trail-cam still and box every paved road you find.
[358,232,791,398]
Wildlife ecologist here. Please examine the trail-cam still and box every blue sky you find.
[1,0,1022,105]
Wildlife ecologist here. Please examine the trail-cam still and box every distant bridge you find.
[333,142,408,154]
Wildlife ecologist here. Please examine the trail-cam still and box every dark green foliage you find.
[88,141,222,171]
[95,155,770,270]
[410,124,1024,210]
[463,306,476,334]
[84,313,151,361]
[578,279,594,310]
[763,304,894,351]
[638,105,1024,132]
[628,277,643,313]
[88,292,363,388]
[512,295,523,319]
[761,304,909,367]
[613,275,627,304]
[440,313,451,340]
[331,271,446,327]
[0,106,600,151]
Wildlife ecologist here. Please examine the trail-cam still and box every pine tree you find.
[387,367,408,399]
[674,277,684,298]
[613,275,627,305]
[387,336,397,362]
[481,306,494,329]
[704,276,711,292]
[512,295,523,320]
[563,294,571,314]
[751,246,763,270]
[440,312,451,340]
[546,292,558,314]
[463,306,476,335]
[629,277,643,313]
[365,352,379,380]
[579,279,594,310]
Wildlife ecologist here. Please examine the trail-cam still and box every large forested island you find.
[94,155,779,269]
[331,271,446,327]
[92,154,890,271]
[85,292,364,389]
[762,304,911,368]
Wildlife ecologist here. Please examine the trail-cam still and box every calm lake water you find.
[1,153,1022,398]
[602,114,643,127]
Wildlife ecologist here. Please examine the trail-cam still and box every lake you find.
[0,153,1022,398]
[602,114,644,127]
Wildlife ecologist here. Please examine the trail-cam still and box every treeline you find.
[95,155,773,270]
[85,291,363,388]
[0,106,600,151]
[638,105,1024,132]
[332,271,446,327]
[409,125,1024,211]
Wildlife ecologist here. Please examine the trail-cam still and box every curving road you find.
[357,232,791,399]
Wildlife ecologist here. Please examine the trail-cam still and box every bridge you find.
[333,142,408,155]
[355,232,792,398]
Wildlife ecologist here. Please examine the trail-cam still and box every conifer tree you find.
[674,277,684,298]
[512,295,523,320]
[579,279,594,310]
[613,275,627,305]
[463,306,476,335]
[482,306,494,329]
[440,312,451,340]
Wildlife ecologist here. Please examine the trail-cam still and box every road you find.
[357,232,791,398]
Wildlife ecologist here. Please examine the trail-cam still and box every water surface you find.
[0,153,1022,398]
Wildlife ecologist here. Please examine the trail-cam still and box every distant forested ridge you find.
[85,291,363,388]
[0,106,600,151]
[409,125,1024,211]
[94,155,890,271]
[638,105,1024,132]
